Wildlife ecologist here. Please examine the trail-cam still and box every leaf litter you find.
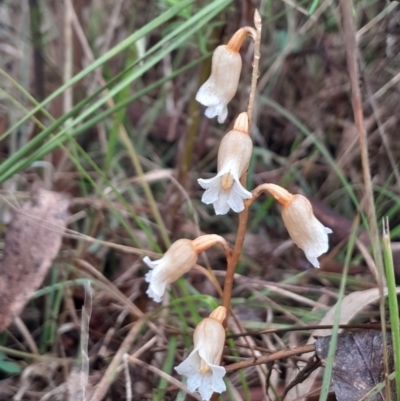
[315,331,396,401]
[0,187,70,331]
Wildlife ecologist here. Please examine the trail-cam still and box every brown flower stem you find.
[251,183,294,206]
[221,11,262,326]
[222,194,250,322]
[226,26,257,52]
[225,344,316,372]
[192,234,232,261]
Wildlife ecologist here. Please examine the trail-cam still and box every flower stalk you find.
[221,10,262,325]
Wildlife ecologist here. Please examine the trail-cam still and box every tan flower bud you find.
[196,45,242,123]
[198,112,253,215]
[281,194,332,268]
[175,311,226,400]
[143,239,197,302]
[209,306,226,323]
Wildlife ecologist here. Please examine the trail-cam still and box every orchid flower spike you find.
[175,306,227,401]
[198,112,253,215]
[144,235,228,302]
[196,27,254,123]
[265,184,333,268]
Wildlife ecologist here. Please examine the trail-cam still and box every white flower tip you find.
[146,285,163,302]
[144,270,152,284]
[143,255,158,269]
[145,277,165,302]
[325,227,333,234]
[307,256,320,268]
[217,108,228,124]
[203,105,228,124]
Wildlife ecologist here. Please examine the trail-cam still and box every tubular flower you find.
[265,184,332,268]
[175,307,227,401]
[143,239,197,302]
[144,235,228,302]
[195,45,242,123]
[198,112,253,215]
[195,27,253,123]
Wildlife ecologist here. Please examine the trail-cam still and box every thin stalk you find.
[221,10,262,322]
[339,1,389,397]
[383,218,400,396]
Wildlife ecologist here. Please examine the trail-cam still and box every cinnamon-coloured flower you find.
[198,112,252,215]
[196,45,242,123]
[263,184,332,267]
[175,307,227,401]
[144,235,229,302]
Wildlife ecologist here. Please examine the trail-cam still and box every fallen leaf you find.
[0,188,70,331]
[315,330,395,401]
[285,287,400,400]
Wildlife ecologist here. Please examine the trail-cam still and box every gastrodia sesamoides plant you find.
[198,112,253,215]
[196,27,255,123]
[143,235,229,302]
[175,306,227,401]
[264,184,332,267]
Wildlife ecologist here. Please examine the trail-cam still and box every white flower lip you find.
[198,160,252,215]
[281,195,333,268]
[175,317,226,401]
[143,239,197,302]
[195,45,242,123]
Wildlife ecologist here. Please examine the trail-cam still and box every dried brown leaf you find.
[0,188,70,331]
[315,330,395,401]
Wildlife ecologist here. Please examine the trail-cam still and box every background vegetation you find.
[0,0,400,399]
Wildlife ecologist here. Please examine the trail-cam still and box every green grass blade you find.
[0,0,195,140]
[383,217,400,396]
[0,0,230,183]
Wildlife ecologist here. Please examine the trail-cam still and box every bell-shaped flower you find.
[260,184,332,268]
[144,239,197,302]
[196,45,242,123]
[144,235,229,302]
[198,112,253,215]
[175,307,227,401]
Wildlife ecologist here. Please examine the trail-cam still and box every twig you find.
[123,354,132,401]
[89,320,143,401]
[80,282,92,401]
[225,344,316,372]
[228,323,390,339]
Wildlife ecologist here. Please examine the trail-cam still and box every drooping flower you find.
[262,184,332,268]
[195,26,255,123]
[144,239,197,302]
[144,235,229,302]
[175,306,227,401]
[198,112,253,215]
[195,45,242,123]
